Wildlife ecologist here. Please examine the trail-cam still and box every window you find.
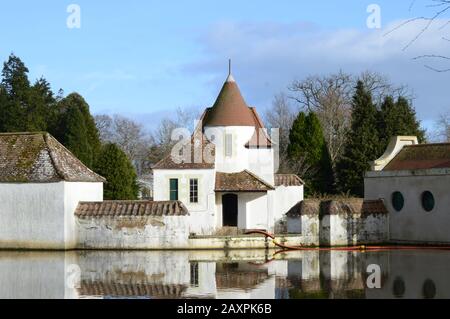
[190,262,199,287]
[169,179,178,201]
[422,191,435,212]
[392,192,404,212]
[190,179,198,203]
[225,134,233,157]
[393,277,406,298]
[422,279,436,299]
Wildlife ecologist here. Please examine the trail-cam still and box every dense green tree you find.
[55,93,101,168]
[378,95,426,148]
[66,93,102,159]
[57,104,93,166]
[0,54,30,131]
[0,54,57,132]
[288,112,334,195]
[94,143,139,200]
[337,81,382,197]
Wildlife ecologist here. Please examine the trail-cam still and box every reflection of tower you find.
[185,262,217,298]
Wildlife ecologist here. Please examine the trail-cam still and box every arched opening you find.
[222,194,238,227]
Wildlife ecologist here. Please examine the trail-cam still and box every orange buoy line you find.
[244,230,450,253]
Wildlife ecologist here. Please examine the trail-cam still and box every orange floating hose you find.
[244,230,450,253]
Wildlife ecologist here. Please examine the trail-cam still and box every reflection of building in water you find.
[365,251,450,299]
[0,250,448,299]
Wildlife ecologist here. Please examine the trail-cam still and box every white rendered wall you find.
[243,193,270,230]
[64,182,103,249]
[76,216,190,249]
[365,171,450,244]
[273,186,304,222]
[0,183,65,249]
[0,182,102,250]
[204,126,275,184]
[153,169,216,235]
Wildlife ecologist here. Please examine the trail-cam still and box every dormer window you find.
[225,134,233,157]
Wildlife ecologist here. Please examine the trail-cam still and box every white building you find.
[365,136,450,244]
[153,71,304,235]
[0,132,105,250]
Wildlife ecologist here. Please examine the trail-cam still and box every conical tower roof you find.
[203,74,257,127]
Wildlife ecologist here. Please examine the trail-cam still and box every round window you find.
[393,277,406,298]
[422,279,436,299]
[422,191,435,212]
[392,192,404,212]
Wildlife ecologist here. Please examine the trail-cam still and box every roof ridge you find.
[407,143,450,147]
[0,132,48,136]
[45,134,106,182]
[243,169,275,189]
[43,133,68,181]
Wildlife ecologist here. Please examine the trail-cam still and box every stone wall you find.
[287,199,389,247]
[76,216,190,250]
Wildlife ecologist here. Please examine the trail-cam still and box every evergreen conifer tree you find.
[337,81,382,197]
[58,104,93,166]
[378,95,426,148]
[94,143,139,200]
[288,112,334,195]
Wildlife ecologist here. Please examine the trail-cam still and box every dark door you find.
[222,194,238,227]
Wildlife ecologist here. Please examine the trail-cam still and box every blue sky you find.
[0,0,448,133]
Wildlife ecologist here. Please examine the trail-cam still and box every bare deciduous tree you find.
[289,71,353,166]
[288,70,412,167]
[437,112,450,141]
[149,106,202,164]
[385,0,450,72]
[264,93,296,173]
[95,114,153,176]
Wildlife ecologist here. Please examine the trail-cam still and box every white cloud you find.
[183,19,450,128]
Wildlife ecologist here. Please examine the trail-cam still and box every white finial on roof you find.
[226,59,235,82]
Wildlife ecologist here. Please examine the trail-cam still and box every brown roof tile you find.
[0,132,105,183]
[215,170,274,192]
[78,281,187,298]
[384,143,450,171]
[286,199,387,217]
[75,200,189,218]
[203,77,256,127]
[152,111,216,170]
[275,174,305,187]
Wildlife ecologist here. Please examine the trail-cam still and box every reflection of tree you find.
[386,0,450,72]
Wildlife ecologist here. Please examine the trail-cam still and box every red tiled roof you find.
[383,143,450,171]
[202,77,256,127]
[75,201,189,218]
[152,111,216,170]
[274,174,305,187]
[0,132,105,183]
[78,281,187,298]
[215,170,274,192]
[286,199,387,217]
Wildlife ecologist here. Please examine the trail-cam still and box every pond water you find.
[0,249,448,299]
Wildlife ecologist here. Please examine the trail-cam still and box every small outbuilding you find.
[0,132,105,249]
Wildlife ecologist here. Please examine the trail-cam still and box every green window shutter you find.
[170,179,178,201]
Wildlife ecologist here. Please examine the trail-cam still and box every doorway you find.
[222,194,238,227]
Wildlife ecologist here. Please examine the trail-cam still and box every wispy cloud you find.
[182,19,450,126]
